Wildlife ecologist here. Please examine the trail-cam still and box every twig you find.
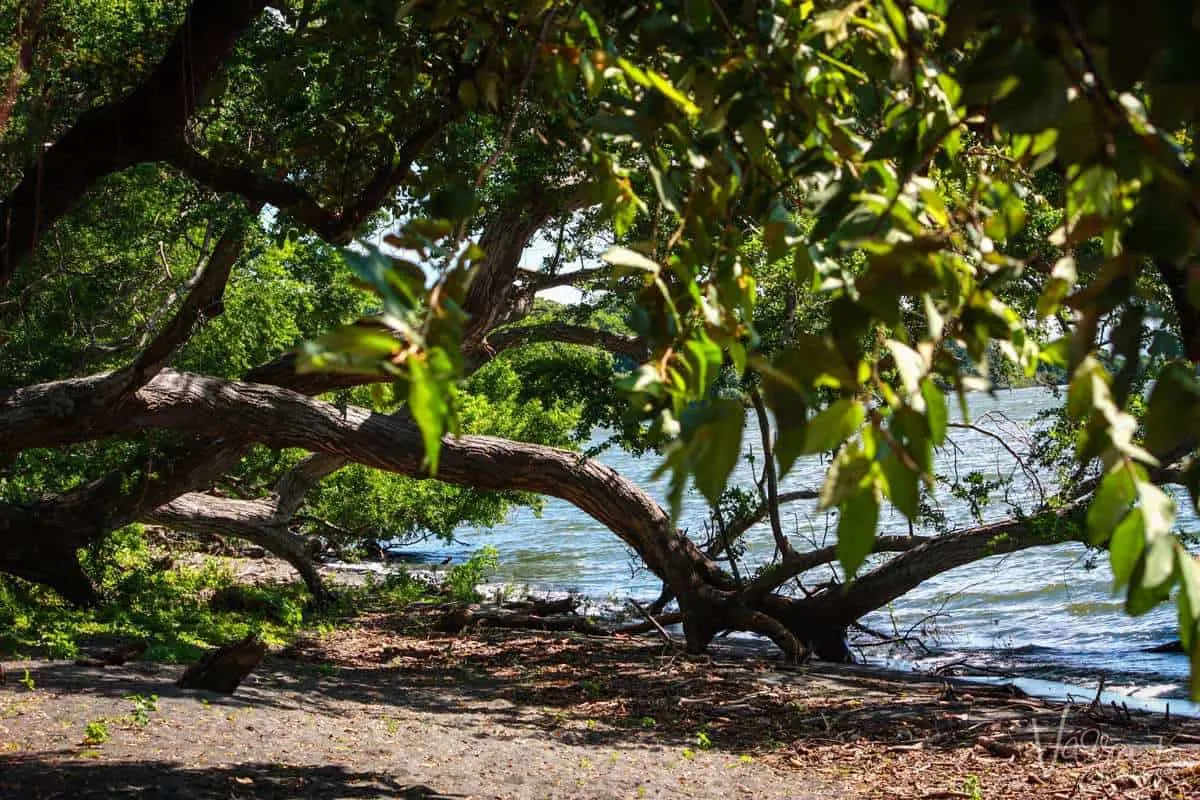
[626,598,679,648]
[1088,676,1105,712]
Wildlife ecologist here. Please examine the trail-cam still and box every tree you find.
[4,1,1200,692]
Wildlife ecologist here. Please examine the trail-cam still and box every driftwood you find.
[501,596,579,616]
[616,611,685,636]
[74,640,148,667]
[624,599,681,648]
[436,602,607,636]
[176,633,265,693]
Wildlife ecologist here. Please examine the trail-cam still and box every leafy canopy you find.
[323,1,1200,692]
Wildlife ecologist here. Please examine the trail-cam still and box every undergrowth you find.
[0,525,432,662]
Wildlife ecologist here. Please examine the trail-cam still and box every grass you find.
[0,526,435,664]
[125,694,158,726]
[82,720,109,745]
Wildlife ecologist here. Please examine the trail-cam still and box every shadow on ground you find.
[10,610,1197,756]
[0,757,461,799]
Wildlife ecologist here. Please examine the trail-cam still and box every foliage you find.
[6,0,1200,693]
[445,545,500,602]
[316,1,1200,691]
[125,693,158,727]
[0,526,432,663]
[82,720,110,746]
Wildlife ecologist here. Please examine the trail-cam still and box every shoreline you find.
[201,550,1200,716]
[4,600,1200,799]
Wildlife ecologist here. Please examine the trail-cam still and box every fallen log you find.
[436,603,608,636]
[501,596,579,616]
[74,640,148,667]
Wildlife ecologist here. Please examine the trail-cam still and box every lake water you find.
[399,387,1196,702]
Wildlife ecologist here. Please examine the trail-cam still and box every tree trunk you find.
[176,633,266,694]
[0,507,96,604]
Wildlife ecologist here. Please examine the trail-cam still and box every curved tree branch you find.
[146,492,327,599]
[519,265,612,293]
[164,114,448,245]
[125,216,250,389]
[741,534,930,601]
[480,322,649,363]
[789,512,1080,628]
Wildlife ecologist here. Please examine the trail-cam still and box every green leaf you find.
[408,356,448,474]
[1138,481,1176,541]
[645,70,700,118]
[920,378,948,446]
[880,449,919,520]
[1127,548,1174,616]
[1086,467,1136,545]
[1145,363,1200,457]
[1126,182,1196,261]
[885,340,925,398]
[1177,552,1200,653]
[602,245,660,273]
[837,485,880,579]
[1109,509,1145,591]
[1142,535,1177,592]
[684,399,746,507]
[1054,98,1104,165]
[802,398,865,455]
[1036,256,1077,320]
[991,47,1069,134]
[819,450,871,510]
[761,351,809,475]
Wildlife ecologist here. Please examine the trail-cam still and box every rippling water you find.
[401,387,1196,701]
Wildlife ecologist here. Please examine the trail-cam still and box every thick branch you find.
[272,453,348,521]
[147,492,327,598]
[460,186,592,349]
[0,0,269,284]
[741,534,927,600]
[126,220,248,388]
[791,514,1077,628]
[4,370,727,593]
[519,265,612,293]
[165,115,446,245]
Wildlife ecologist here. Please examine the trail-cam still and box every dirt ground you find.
[3,605,1200,800]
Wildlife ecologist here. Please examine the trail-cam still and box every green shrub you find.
[445,546,499,602]
[0,528,438,663]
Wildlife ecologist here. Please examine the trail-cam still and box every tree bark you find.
[0,504,97,604]
[479,322,649,366]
